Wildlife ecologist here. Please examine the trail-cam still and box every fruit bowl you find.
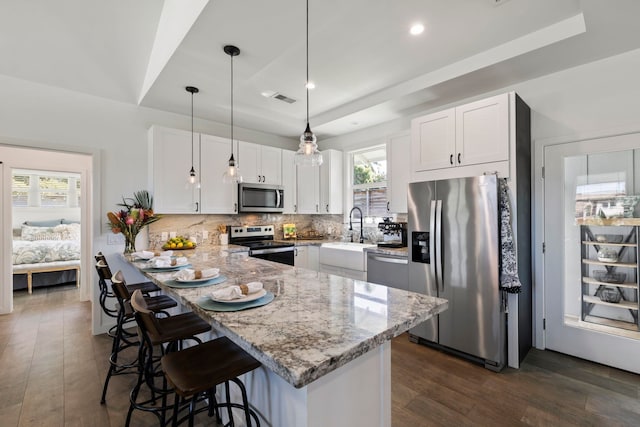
[162,236,196,250]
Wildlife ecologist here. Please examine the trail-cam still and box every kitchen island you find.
[130,246,447,427]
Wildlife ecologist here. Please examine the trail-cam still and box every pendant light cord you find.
[306,0,310,124]
[191,90,194,167]
[230,51,234,157]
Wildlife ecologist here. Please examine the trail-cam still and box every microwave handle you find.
[275,189,281,208]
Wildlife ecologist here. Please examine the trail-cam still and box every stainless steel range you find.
[228,225,294,266]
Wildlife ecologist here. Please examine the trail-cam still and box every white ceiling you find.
[2,0,639,141]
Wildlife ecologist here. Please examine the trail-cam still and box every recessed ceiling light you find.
[410,23,424,35]
[305,81,315,90]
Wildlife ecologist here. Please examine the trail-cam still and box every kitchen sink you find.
[319,242,376,271]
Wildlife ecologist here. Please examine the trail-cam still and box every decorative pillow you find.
[23,219,63,227]
[21,225,62,241]
[53,223,81,241]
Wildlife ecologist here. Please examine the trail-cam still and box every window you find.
[349,146,388,225]
[11,170,81,207]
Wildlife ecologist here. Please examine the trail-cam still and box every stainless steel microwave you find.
[238,183,284,213]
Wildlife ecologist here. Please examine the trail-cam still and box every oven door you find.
[249,247,294,266]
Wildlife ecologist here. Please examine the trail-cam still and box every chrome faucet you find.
[349,207,364,243]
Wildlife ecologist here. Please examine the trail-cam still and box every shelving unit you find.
[580,221,640,331]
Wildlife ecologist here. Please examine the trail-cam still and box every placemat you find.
[196,292,275,312]
[141,264,191,272]
[164,275,228,288]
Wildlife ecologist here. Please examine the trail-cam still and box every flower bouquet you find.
[107,190,162,254]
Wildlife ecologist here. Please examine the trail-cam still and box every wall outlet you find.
[169,231,177,239]
[202,230,208,240]
[107,233,125,245]
[161,232,168,241]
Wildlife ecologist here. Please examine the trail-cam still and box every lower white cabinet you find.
[294,245,319,271]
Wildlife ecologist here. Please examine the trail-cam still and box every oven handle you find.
[250,247,295,256]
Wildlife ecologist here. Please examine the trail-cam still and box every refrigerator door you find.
[437,175,504,365]
[407,181,438,341]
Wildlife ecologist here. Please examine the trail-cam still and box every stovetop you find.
[228,225,294,249]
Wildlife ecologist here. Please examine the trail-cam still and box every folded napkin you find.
[150,256,187,268]
[210,282,263,301]
[173,268,219,280]
[132,250,154,259]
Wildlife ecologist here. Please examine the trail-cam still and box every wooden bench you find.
[12,260,81,294]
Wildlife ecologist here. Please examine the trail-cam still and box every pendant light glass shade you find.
[186,86,200,187]
[295,0,322,167]
[222,45,243,184]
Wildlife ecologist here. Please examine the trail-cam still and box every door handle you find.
[457,153,461,164]
[275,189,281,208]
[450,154,453,165]
[429,200,437,287]
[316,204,319,212]
[326,204,329,213]
[435,200,443,292]
[387,201,390,212]
[195,202,199,212]
[371,255,408,265]
[234,203,237,212]
[294,204,297,213]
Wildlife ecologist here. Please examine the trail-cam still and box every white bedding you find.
[12,239,81,265]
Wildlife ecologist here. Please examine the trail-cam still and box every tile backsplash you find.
[148,214,345,247]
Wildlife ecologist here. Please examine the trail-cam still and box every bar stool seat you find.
[161,337,262,426]
[95,252,161,295]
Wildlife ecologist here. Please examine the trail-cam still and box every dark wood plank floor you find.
[1,285,639,426]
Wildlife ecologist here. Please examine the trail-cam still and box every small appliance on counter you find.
[377,218,407,248]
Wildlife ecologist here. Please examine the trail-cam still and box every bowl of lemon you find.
[162,236,196,250]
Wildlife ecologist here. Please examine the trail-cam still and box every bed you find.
[12,221,81,293]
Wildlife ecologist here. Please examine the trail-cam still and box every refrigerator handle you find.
[429,200,437,287]
[435,200,443,292]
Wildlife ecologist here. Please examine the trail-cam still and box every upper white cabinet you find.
[149,126,236,214]
[239,141,282,185]
[296,163,320,214]
[148,126,200,214]
[386,132,410,213]
[200,134,237,214]
[411,93,510,182]
[281,150,297,214]
[320,149,343,214]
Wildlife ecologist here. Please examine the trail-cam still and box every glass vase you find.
[123,233,137,255]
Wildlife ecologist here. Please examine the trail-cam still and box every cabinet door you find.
[297,165,320,214]
[238,141,260,184]
[456,93,509,167]
[307,246,319,271]
[411,108,455,172]
[200,134,237,214]
[387,133,410,213]
[320,149,343,214]
[149,126,199,214]
[281,150,297,213]
[294,245,308,268]
[260,145,282,185]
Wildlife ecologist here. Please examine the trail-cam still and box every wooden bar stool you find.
[100,271,178,404]
[126,290,212,426]
[95,251,161,295]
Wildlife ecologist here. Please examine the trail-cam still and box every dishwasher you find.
[366,252,409,291]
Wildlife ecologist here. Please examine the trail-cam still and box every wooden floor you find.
[1,285,640,426]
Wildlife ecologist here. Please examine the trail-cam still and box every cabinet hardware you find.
[294,204,297,213]
[195,202,199,212]
[234,203,237,212]
[326,204,329,213]
[450,154,453,165]
[316,204,319,212]
[387,201,390,212]
[457,153,461,164]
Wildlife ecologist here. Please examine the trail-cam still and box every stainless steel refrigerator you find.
[408,174,506,371]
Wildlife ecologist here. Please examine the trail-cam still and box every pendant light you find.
[222,45,243,184]
[186,86,199,187]
[295,0,323,166]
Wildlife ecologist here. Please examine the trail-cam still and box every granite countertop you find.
[132,247,446,389]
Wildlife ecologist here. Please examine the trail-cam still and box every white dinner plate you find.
[210,288,267,304]
[146,263,190,270]
[175,274,220,283]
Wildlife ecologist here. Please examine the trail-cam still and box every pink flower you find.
[125,216,134,225]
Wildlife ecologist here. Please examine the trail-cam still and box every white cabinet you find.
[239,141,282,185]
[411,93,510,182]
[296,164,320,214]
[386,132,410,213]
[148,126,200,214]
[320,149,343,214]
[149,126,236,214]
[294,245,319,271]
[281,150,297,214]
[200,134,237,214]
